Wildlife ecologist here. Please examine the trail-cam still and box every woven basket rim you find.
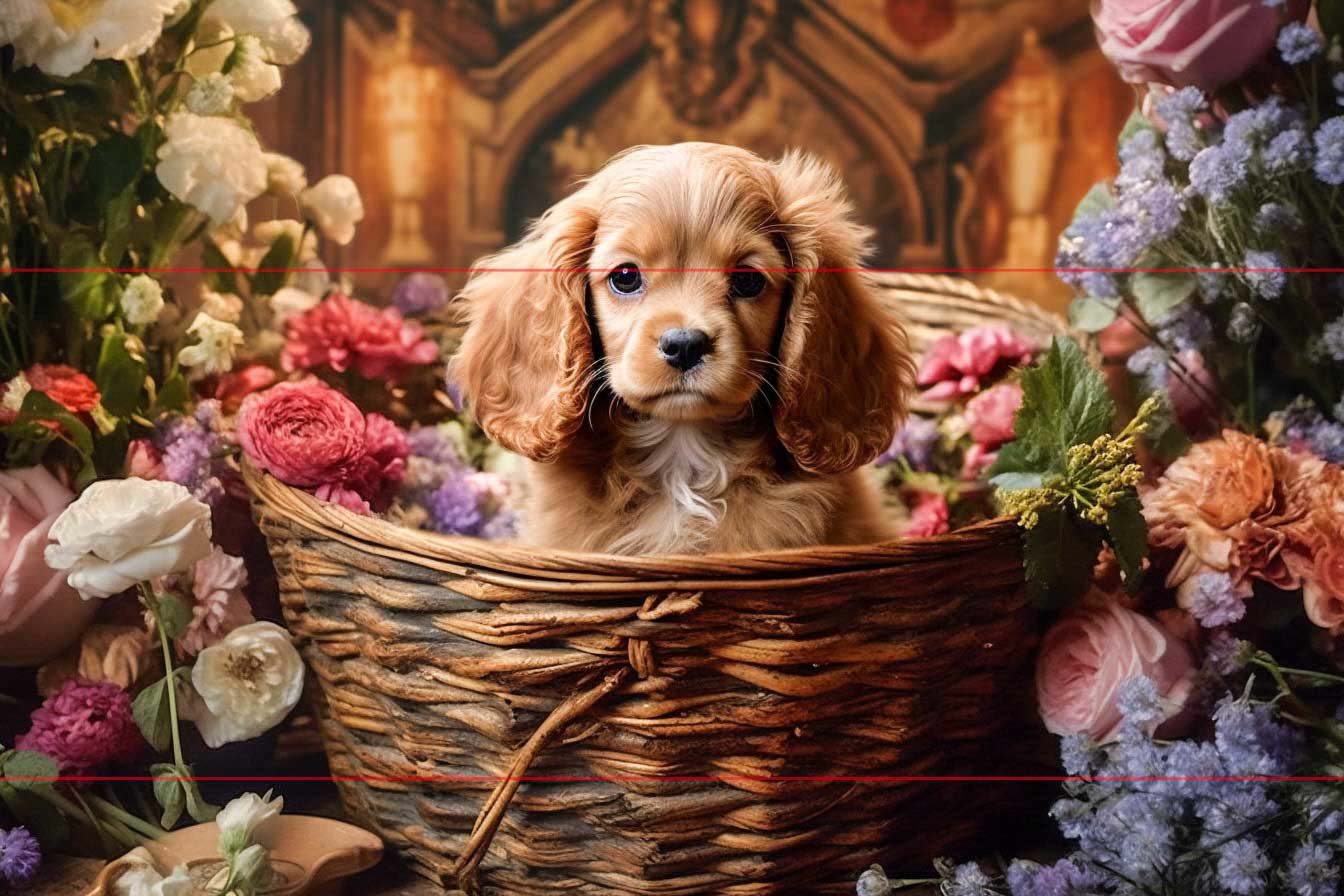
[242,461,1019,586]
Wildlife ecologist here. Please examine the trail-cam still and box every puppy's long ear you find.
[769,151,916,475]
[448,190,599,462]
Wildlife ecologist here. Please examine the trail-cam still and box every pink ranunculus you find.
[342,413,409,512]
[281,293,439,381]
[179,546,254,657]
[1092,0,1281,92]
[0,467,97,667]
[1036,600,1197,742]
[313,482,372,515]
[125,438,166,480]
[964,382,1024,448]
[237,380,367,488]
[917,325,1036,400]
[16,678,144,773]
[905,492,950,537]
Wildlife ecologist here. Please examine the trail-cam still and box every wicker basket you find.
[247,274,1070,895]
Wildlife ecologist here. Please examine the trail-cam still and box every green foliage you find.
[0,750,68,847]
[1069,296,1120,333]
[95,329,147,417]
[2,390,97,486]
[132,668,190,754]
[249,232,295,298]
[156,594,191,640]
[151,762,216,828]
[1131,269,1197,322]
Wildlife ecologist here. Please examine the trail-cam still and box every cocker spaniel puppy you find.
[450,142,915,554]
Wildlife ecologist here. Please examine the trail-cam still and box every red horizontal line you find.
[13,775,1344,783]
[5,267,1344,275]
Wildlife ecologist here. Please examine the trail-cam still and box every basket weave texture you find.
[247,274,1070,895]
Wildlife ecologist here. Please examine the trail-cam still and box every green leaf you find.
[132,671,187,754]
[1069,296,1119,333]
[181,770,217,823]
[95,330,147,418]
[0,782,70,847]
[1106,495,1148,593]
[156,594,192,640]
[16,392,96,487]
[989,471,1044,492]
[85,134,143,207]
[151,763,185,830]
[1072,182,1115,222]
[154,370,190,414]
[1,750,59,788]
[1117,108,1155,152]
[1131,269,1197,322]
[57,238,119,321]
[248,233,295,298]
[202,240,240,295]
[1023,505,1105,608]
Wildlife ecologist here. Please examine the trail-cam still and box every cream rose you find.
[301,175,364,246]
[3,0,178,77]
[44,479,213,600]
[189,622,304,747]
[155,113,267,226]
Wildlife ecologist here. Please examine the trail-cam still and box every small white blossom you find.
[198,287,244,324]
[156,113,267,225]
[120,275,165,326]
[227,35,281,103]
[1,372,31,417]
[216,790,284,856]
[269,286,319,325]
[262,152,307,196]
[300,175,364,246]
[189,622,304,747]
[252,218,317,261]
[177,312,244,376]
[111,862,192,896]
[204,0,309,63]
[184,71,234,115]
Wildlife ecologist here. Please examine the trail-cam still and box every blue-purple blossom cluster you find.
[1275,396,1344,464]
[0,826,40,887]
[401,422,518,539]
[155,400,230,505]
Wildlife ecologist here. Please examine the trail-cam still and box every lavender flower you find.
[1218,839,1270,896]
[407,424,467,467]
[1189,571,1246,627]
[1304,418,1344,463]
[1005,858,1102,896]
[1116,130,1165,192]
[1313,117,1344,185]
[1158,307,1212,351]
[1255,201,1301,236]
[945,862,994,896]
[1278,22,1324,64]
[392,272,451,316]
[157,412,225,505]
[427,477,484,536]
[1287,843,1338,896]
[1320,313,1344,362]
[1213,695,1302,776]
[1204,630,1252,676]
[1127,346,1170,388]
[1059,733,1098,778]
[1165,121,1202,161]
[1155,86,1205,123]
[1244,249,1287,300]
[1264,128,1312,173]
[1188,144,1247,204]
[1197,268,1226,304]
[876,416,939,470]
[1228,303,1262,344]
[1116,676,1163,728]
[0,826,40,886]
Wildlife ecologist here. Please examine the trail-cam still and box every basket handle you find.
[452,666,632,894]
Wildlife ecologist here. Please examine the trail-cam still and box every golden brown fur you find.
[449,143,915,554]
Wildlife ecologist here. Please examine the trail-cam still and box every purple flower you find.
[1188,144,1247,204]
[407,424,466,467]
[1278,22,1323,64]
[157,413,225,505]
[1320,314,1344,363]
[0,827,40,887]
[1213,695,1302,776]
[1217,839,1270,896]
[1157,307,1212,351]
[1165,121,1202,161]
[1197,268,1226,303]
[1264,128,1312,173]
[1059,734,1098,778]
[876,416,939,470]
[1127,346,1170,388]
[1155,86,1205,123]
[392,273,451,316]
[1116,676,1163,728]
[1228,303,1261,344]
[1189,572,1246,627]
[945,862,994,896]
[1313,117,1344,185]
[1254,201,1301,236]
[1305,419,1344,463]
[427,476,484,536]
[1243,249,1286,300]
[1116,130,1165,192]
[1288,843,1338,896]
[1005,858,1101,896]
[1204,630,1252,676]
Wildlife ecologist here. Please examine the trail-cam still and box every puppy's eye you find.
[607,264,645,298]
[729,268,767,300]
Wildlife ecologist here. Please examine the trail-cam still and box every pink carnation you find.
[281,293,439,381]
[238,380,367,488]
[905,492,950,537]
[16,678,144,773]
[179,547,254,657]
[964,382,1023,448]
[917,325,1036,401]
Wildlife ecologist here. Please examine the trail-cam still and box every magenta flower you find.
[917,325,1036,400]
[16,678,144,773]
[281,293,438,381]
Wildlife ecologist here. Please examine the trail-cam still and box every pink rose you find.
[1093,0,1280,92]
[281,293,439,381]
[238,380,367,488]
[905,492,950,537]
[0,467,98,667]
[960,442,998,481]
[918,325,1036,400]
[1037,601,1196,742]
[125,438,165,480]
[964,382,1023,448]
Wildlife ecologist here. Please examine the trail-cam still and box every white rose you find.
[269,286,319,326]
[216,790,283,855]
[190,622,304,747]
[156,113,267,225]
[178,311,244,376]
[45,479,212,600]
[184,71,234,115]
[262,153,307,197]
[300,175,364,246]
[203,0,308,63]
[227,35,281,103]
[4,0,178,77]
[112,862,192,896]
[120,275,165,326]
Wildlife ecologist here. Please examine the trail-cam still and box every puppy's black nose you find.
[658,328,711,371]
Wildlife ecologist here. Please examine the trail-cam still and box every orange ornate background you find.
[253,0,1134,312]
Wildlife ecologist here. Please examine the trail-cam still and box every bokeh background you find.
[253,0,1135,312]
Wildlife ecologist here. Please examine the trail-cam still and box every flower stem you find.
[141,583,186,770]
[88,794,168,841]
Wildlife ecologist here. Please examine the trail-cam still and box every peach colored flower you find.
[36,624,155,697]
[179,547,253,656]
[25,364,101,413]
[1036,600,1196,742]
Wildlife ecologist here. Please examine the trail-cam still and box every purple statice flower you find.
[481,506,519,541]
[1165,121,1202,161]
[1228,303,1262,344]
[427,476,484,536]
[1049,797,1094,841]
[1213,696,1302,777]
[1244,249,1287,299]
[1188,143,1248,204]
[1205,630,1252,676]
[1278,22,1324,64]
[1305,418,1344,463]
[392,273,451,316]
[1155,739,1225,800]
[1320,313,1344,362]
[945,862,994,896]
[0,826,41,887]
[1189,572,1246,627]
[1197,267,1226,303]
[876,415,939,470]
[1313,117,1344,185]
[157,413,225,505]
[1264,127,1312,173]
[407,424,466,467]
[1217,839,1270,896]
[1155,88,1206,161]
[1255,201,1301,236]
[1158,306,1212,351]
[1287,843,1338,896]
[1127,346,1170,389]
[1127,180,1183,242]
[1116,676,1163,729]
[1110,794,1177,883]
[1116,130,1165,193]
[1059,733,1098,778]
[1005,858,1102,896]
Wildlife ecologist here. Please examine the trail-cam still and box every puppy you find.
[450,143,915,554]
